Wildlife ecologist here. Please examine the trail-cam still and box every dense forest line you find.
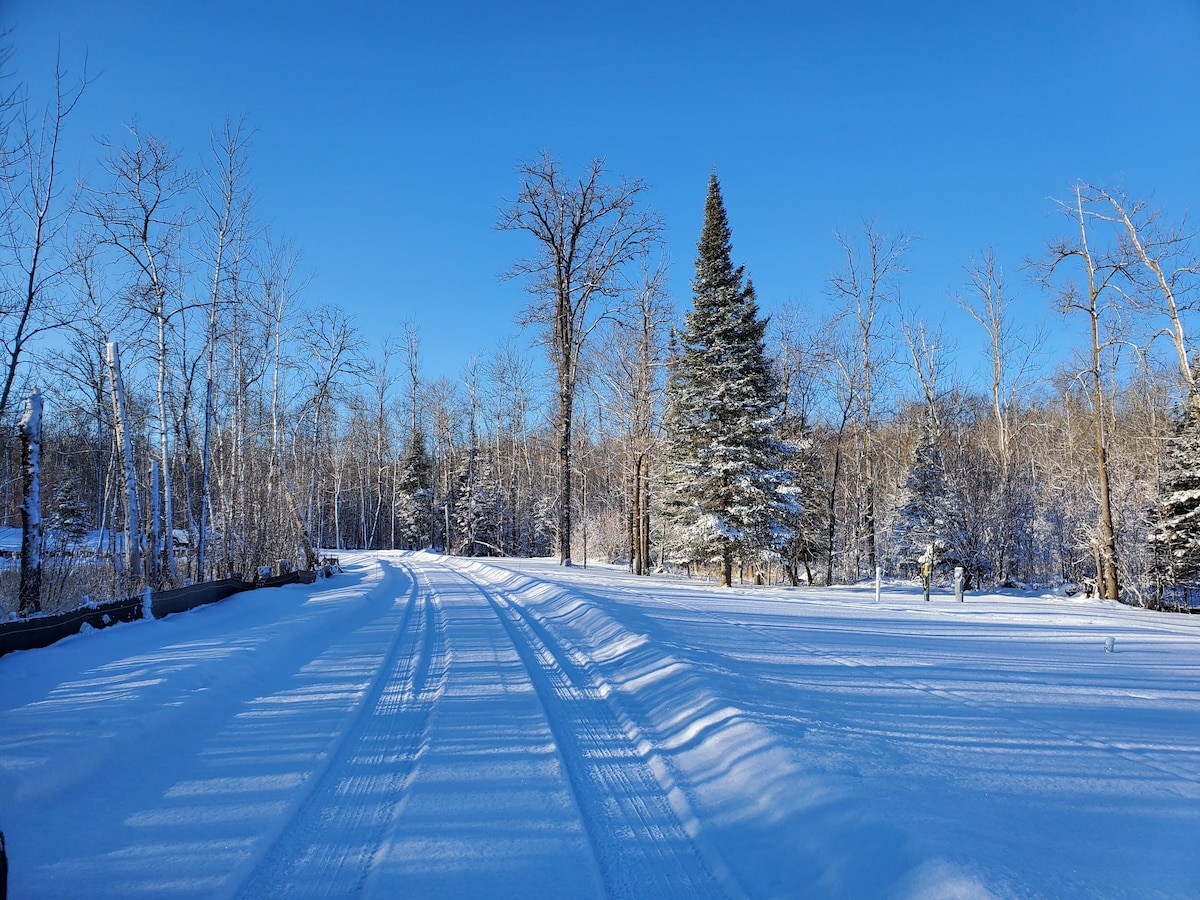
[2,58,1197,616]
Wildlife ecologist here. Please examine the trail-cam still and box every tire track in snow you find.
[360,557,613,897]
[446,564,741,900]
[229,558,446,898]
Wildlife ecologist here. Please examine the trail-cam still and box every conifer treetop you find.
[693,173,742,297]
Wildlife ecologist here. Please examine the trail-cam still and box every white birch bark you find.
[150,459,161,586]
[106,342,142,585]
[18,388,43,615]
[156,312,176,583]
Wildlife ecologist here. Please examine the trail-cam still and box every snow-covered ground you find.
[2,551,1198,898]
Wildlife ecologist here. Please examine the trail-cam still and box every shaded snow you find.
[1,552,1198,898]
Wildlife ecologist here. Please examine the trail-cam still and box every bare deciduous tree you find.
[899,312,951,426]
[486,340,542,555]
[829,221,911,576]
[300,305,364,558]
[196,117,255,581]
[90,124,193,587]
[774,302,834,585]
[497,153,662,565]
[0,54,87,421]
[956,250,1044,471]
[1095,187,1199,407]
[1036,184,1130,600]
[814,326,858,584]
[365,338,398,549]
[259,239,318,569]
[954,250,1046,583]
[593,250,672,574]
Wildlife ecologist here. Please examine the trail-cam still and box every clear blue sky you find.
[6,1,1200,386]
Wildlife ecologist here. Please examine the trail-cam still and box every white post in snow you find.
[874,566,881,603]
[18,388,43,616]
[921,544,934,602]
[955,566,964,602]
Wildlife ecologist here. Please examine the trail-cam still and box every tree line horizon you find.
[3,57,1198,615]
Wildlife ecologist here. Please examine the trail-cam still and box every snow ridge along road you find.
[3,550,1200,898]
[461,563,738,898]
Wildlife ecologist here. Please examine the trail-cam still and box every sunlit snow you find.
[2,552,1198,898]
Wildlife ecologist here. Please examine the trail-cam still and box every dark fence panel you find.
[257,570,319,589]
[0,595,144,657]
[149,579,251,619]
[1,569,326,659]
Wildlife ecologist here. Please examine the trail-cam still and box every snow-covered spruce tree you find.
[662,174,795,586]
[452,445,504,556]
[777,413,825,585]
[892,424,948,580]
[49,476,89,543]
[397,430,433,550]
[1150,401,1200,591]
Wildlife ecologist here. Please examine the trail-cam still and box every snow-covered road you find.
[3,552,1199,898]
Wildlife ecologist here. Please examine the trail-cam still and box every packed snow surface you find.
[2,552,1199,898]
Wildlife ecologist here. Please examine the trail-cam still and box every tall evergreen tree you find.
[662,174,794,586]
[397,430,433,550]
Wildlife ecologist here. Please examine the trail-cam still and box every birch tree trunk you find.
[155,312,175,584]
[150,460,162,587]
[272,306,320,572]
[18,389,44,615]
[106,342,142,587]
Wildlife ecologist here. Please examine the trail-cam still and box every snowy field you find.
[2,552,1198,899]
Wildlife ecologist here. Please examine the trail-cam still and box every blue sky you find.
[6,1,1200,387]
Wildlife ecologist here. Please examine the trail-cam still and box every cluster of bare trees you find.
[0,56,371,611]
[784,189,1195,603]
[1,49,1196,614]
